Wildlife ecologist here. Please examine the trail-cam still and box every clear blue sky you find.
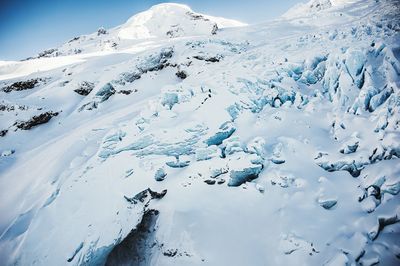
[0,0,303,61]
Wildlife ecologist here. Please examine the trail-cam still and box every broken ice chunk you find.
[210,166,228,178]
[166,160,190,168]
[222,136,243,155]
[228,164,263,187]
[318,198,337,210]
[339,141,359,154]
[271,158,286,164]
[205,121,236,146]
[155,168,167,181]
[161,92,179,110]
[104,130,126,143]
[95,83,116,102]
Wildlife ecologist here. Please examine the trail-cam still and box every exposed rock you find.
[0,103,28,112]
[68,36,80,43]
[97,27,107,35]
[193,55,220,62]
[217,179,226,185]
[0,129,8,137]
[2,79,41,93]
[74,81,95,96]
[124,188,167,204]
[204,179,216,185]
[163,249,178,257]
[105,209,160,266]
[176,70,188,79]
[38,49,58,58]
[117,90,134,95]
[211,23,218,35]
[14,111,59,130]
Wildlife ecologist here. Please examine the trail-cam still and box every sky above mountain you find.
[0,0,303,61]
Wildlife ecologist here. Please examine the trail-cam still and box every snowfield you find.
[0,0,399,265]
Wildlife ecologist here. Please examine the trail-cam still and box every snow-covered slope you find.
[0,1,400,265]
[283,0,357,18]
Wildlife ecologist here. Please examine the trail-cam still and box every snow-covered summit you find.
[27,3,246,59]
[118,3,245,40]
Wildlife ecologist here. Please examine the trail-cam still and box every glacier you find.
[0,0,400,265]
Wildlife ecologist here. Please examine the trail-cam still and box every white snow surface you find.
[0,1,400,265]
[118,3,246,40]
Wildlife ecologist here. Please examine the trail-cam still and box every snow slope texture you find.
[0,0,399,265]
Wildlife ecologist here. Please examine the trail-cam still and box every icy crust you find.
[0,0,400,265]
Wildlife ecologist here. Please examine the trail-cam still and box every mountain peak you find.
[148,3,192,11]
[118,3,245,40]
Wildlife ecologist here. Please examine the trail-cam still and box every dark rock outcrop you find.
[124,188,167,204]
[175,70,188,79]
[74,81,95,96]
[105,209,160,266]
[2,79,41,93]
[14,111,59,130]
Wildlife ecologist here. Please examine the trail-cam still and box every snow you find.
[118,3,245,40]
[0,0,399,265]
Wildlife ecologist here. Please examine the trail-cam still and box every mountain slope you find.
[0,1,399,265]
[22,3,246,60]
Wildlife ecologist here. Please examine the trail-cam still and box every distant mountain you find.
[29,3,246,59]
